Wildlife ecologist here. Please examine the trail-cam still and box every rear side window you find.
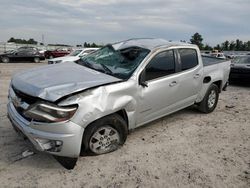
[145,50,175,81]
[179,49,198,71]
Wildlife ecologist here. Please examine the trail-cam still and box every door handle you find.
[194,74,200,79]
[169,81,177,87]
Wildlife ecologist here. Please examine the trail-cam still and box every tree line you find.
[81,42,103,48]
[190,33,250,51]
[8,37,38,45]
[7,35,250,51]
[7,37,102,47]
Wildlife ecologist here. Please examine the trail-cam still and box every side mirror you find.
[139,70,148,87]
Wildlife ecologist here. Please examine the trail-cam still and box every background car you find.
[44,47,72,59]
[229,55,250,82]
[48,48,99,64]
[0,47,45,63]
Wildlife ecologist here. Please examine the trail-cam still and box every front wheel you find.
[1,57,9,63]
[81,114,128,156]
[197,84,219,113]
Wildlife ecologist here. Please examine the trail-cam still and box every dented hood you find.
[11,63,121,102]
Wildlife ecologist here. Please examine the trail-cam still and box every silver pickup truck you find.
[7,38,230,168]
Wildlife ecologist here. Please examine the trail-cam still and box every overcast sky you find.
[0,0,249,46]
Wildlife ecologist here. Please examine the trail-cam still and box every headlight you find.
[24,103,77,123]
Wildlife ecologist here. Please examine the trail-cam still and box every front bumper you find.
[7,102,84,158]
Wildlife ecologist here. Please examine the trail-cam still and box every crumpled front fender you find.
[59,80,138,130]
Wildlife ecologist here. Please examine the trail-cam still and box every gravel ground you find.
[0,62,249,188]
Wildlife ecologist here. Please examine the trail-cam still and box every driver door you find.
[13,49,28,62]
[136,50,180,126]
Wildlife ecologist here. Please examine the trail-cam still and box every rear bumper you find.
[7,102,84,158]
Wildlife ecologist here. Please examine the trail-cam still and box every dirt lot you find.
[0,62,249,188]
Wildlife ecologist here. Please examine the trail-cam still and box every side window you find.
[179,49,198,71]
[145,50,175,81]
[17,49,27,54]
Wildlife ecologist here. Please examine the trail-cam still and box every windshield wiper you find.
[99,63,113,75]
[79,60,94,69]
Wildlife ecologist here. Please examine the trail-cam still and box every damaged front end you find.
[7,40,151,169]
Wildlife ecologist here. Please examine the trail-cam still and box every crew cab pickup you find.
[7,38,231,169]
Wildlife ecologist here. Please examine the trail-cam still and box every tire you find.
[1,57,9,63]
[81,114,128,156]
[34,57,40,63]
[49,55,54,59]
[197,84,219,113]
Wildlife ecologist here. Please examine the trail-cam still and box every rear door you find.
[25,48,37,61]
[175,48,203,105]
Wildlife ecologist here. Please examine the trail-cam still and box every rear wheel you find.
[34,57,40,63]
[81,114,128,156]
[197,84,219,113]
[1,57,9,63]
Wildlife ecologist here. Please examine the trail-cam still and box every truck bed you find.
[196,56,231,102]
[202,55,228,67]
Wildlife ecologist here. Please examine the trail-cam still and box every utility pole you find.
[42,34,45,45]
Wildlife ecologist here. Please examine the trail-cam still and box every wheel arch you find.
[84,109,129,132]
[212,80,222,93]
[116,109,129,128]
[80,109,129,156]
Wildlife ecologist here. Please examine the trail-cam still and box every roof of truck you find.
[112,38,195,50]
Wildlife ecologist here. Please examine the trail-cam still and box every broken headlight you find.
[24,103,77,123]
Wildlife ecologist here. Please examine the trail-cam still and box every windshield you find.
[77,45,150,79]
[232,56,250,64]
[69,50,82,56]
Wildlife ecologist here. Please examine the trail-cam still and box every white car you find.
[48,48,99,64]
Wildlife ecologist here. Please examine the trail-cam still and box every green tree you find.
[221,40,229,51]
[229,41,236,51]
[203,44,213,51]
[91,43,97,47]
[235,39,243,51]
[27,38,37,45]
[8,37,15,43]
[214,44,221,51]
[245,41,250,51]
[190,32,204,49]
[7,37,38,44]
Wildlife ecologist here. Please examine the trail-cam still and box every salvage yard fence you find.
[0,42,71,53]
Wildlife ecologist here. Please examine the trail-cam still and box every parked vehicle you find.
[210,52,226,59]
[7,38,230,169]
[48,48,99,64]
[229,55,250,82]
[44,47,72,59]
[202,50,226,59]
[0,47,45,63]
